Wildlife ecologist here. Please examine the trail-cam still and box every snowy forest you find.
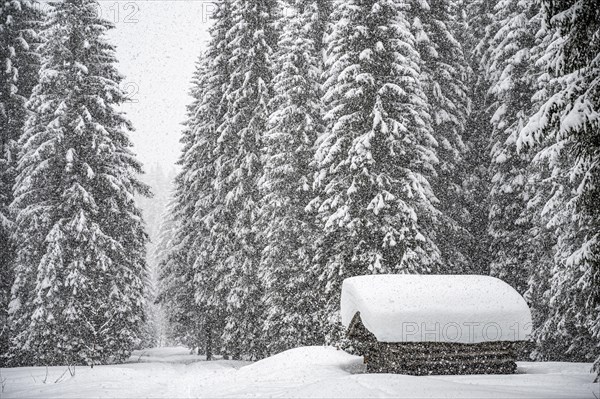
[0,0,599,388]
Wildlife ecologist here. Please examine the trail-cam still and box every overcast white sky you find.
[105,1,213,171]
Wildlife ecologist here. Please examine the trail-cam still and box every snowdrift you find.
[1,346,597,398]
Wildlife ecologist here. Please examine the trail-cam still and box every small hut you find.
[341,275,532,376]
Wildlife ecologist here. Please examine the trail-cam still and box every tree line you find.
[0,0,598,375]
[157,0,599,376]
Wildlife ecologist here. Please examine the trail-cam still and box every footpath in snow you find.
[2,346,598,398]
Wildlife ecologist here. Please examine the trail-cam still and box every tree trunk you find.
[206,327,213,361]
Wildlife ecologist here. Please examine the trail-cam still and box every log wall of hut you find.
[347,313,522,376]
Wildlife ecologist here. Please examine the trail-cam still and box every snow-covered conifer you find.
[153,204,177,347]
[0,0,42,365]
[187,0,236,359]
[486,0,542,294]
[156,200,202,351]
[456,0,498,275]
[259,0,325,354]
[411,0,472,273]
[208,0,279,360]
[136,165,175,348]
[159,51,225,357]
[311,0,440,343]
[7,0,149,366]
[518,0,600,370]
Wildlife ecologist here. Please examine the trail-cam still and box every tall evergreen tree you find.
[189,0,235,360]
[519,0,600,371]
[206,0,278,359]
[311,0,440,343]
[159,0,237,359]
[458,0,498,275]
[154,204,177,347]
[411,0,472,273]
[486,0,541,295]
[137,164,174,349]
[522,159,558,360]
[156,200,202,351]
[0,0,42,365]
[161,57,210,353]
[158,53,222,356]
[259,0,325,355]
[7,0,149,366]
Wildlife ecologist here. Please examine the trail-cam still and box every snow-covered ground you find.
[2,346,598,398]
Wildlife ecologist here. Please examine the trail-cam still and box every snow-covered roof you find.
[341,275,532,344]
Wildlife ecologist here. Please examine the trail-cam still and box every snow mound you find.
[2,347,597,398]
[241,346,363,373]
[341,274,532,343]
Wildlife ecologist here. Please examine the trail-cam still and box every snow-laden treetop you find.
[341,275,532,344]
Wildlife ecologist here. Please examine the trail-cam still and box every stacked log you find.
[366,341,518,375]
[348,313,521,376]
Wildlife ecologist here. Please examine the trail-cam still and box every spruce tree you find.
[154,205,177,346]
[411,0,472,273]
[208,0,279,359]
[137,164,174,349]
[159,0,239,359]
[7,0,149,366]
[0,0,42,365]
[486,0,541,295]
[519,0,600,371]
[522,160,558,361]
[260,0,325,354]
[167,57,209,352]
[189,0,236,360]
[156,201,202,350]
[458,0,498,275]
[158,54,220,355]
[311,0,440,343]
